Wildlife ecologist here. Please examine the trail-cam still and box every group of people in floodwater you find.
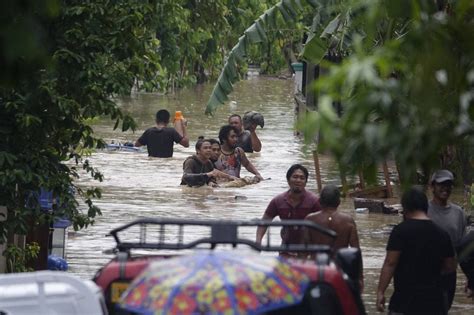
[135,109,264,187]
[134,109,474,314]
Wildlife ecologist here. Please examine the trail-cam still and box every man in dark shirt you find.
[135,109,189,157]
[228,114,261,153]
[181,138,235,187]
[377,187,456,314]
[256,164,320,250]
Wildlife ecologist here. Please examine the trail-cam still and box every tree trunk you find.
[25,219,50,271]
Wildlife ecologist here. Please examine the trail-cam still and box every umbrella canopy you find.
[119,251,310,315]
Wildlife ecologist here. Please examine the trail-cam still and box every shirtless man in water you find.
[304,185,364,290]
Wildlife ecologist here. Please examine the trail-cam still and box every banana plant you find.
[205,0,323,115]
[205,0,353,114]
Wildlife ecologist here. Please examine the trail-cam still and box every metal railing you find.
[108,217,337,254]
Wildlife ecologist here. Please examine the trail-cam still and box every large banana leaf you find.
[301,14,344,64]
[205,0,321,115]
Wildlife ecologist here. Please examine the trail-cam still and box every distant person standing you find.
[427,169,467,308]
[428,169,467,248]
[135,109,189,157]
[228,114,261,153]
[214,125,263,181]
[256,164,320,250]
[377,187,456,314]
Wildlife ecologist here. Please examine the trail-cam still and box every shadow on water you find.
[68,77,473,314]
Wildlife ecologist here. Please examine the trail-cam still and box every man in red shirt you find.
[256,164,321,249]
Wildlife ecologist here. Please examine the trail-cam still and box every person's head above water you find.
[218,125,239,146]
[194,137,212,161]
[286,164,308,183]
[208,138,220,147]
[156,109,171,124]
[286,164,309,193]
[228,114,243,133]
[208,138,221,162]
[195,136,205,151]
[319,185,341,209]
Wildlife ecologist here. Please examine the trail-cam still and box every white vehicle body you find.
[0,271,107,315]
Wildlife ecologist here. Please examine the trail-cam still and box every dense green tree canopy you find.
[0,0,301,253]
[155,0,298,90]
[0,0,162,243]
[205,0,321,114]
[3,0,471,262]
[206,0,473,185]
[300,0,474,184]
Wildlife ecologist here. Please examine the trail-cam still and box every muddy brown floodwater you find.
[67,76,474,314]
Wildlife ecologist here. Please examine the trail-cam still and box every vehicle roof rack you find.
[108,217,337,254]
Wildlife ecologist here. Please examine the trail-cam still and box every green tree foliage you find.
[205,0,321,114]
[206,0,472,184]
[155,0,292,91]
[4,243,40,273]
[0,0,162,244]
[300,0,474,184]
[156,0,229,90]
[0,0,311,259]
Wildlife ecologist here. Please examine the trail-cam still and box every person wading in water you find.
[135,109,189,157]
[255,164,320,257]
[181,138,236,187]
[214,125,263,181]
[303,185,363,291]
[228,114,262,153]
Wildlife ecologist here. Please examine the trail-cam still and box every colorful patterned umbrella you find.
[119,251,310,315]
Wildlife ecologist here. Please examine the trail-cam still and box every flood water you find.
[67,76,473,314]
